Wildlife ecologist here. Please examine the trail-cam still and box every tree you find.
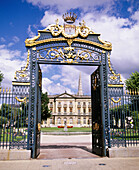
[41,92,51,121]
[125,71,139,92]
[0,71,4,86]
[0,104,12,118]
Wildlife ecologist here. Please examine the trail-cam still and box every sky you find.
[0,0,139,95]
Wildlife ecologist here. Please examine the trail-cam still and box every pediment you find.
[56,92,75,99]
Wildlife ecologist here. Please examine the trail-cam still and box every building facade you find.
[43,74,92,127]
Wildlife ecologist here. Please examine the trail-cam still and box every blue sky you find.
[0,0,139,95]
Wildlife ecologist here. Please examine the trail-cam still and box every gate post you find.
[27,47,38,158]
[100,64,106,156]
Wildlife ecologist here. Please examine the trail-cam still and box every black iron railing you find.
[109,91,139,147]
[0,88,28,149]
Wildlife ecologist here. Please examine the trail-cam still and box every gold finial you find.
[6,88,8,93]
[82,20,85,26]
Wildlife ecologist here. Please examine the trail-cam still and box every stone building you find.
[43,74,92,127]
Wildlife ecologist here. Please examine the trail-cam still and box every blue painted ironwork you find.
[27,48,42,158]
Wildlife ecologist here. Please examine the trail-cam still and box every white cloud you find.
[8,42,14,47]
[42,77,73,94]
[27,25,36,38]
[0,46,27,88]
[131,11,139,22]
[1,36,20,48]
[41,11,63,27]
[80,13,139,79]
[128,7,133,13]
[51,74,61,80]
[13,36,20,43]
[26,0,114,13]
[59,65,92,94]
[40,64,52,74]
[0,37,6,42]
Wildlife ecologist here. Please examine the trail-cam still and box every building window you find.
[50,118,52,124]
[77,102,81,108]
[58,117,61,124]
[78,108,80,115]
[70,108,72,114]
[58,108,61,115]
[83,108,86,114]
[83,118,86,124]
[88,118,91,125]
[64,108,67,115]
[64,117,67,125]
[70,118,73,124]
[89,108,91,114]
[69,101,73,108]
[78,118,80,124]
[58,102,61,108]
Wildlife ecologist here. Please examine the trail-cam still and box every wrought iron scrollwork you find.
[37,47,101,63]
[108,52,122,84]
[14,50,30,82]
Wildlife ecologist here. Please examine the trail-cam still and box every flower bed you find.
[58,125,73,128]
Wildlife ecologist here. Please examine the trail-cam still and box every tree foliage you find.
[41,92,51,121]
[125,71,139,92]
[0,71,4,86]
[110,102,139,128]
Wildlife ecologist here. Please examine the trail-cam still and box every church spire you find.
[77,73,83,96]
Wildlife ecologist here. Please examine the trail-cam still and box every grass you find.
[41,127,92,132]
[0,129,27,142]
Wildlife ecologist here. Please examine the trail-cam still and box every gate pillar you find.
[27,47,41,158]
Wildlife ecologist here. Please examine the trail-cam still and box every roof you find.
[48,91,91,99]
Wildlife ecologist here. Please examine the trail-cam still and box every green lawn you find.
[0,129,27,142]
[41,127,92,132]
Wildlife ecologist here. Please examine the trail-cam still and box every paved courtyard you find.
[39,134,94,159]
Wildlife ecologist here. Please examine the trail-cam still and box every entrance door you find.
[91,66,105,156]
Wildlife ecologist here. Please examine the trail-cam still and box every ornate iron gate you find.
[1,12,128,158]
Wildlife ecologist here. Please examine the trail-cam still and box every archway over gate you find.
[12,12,123,158]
